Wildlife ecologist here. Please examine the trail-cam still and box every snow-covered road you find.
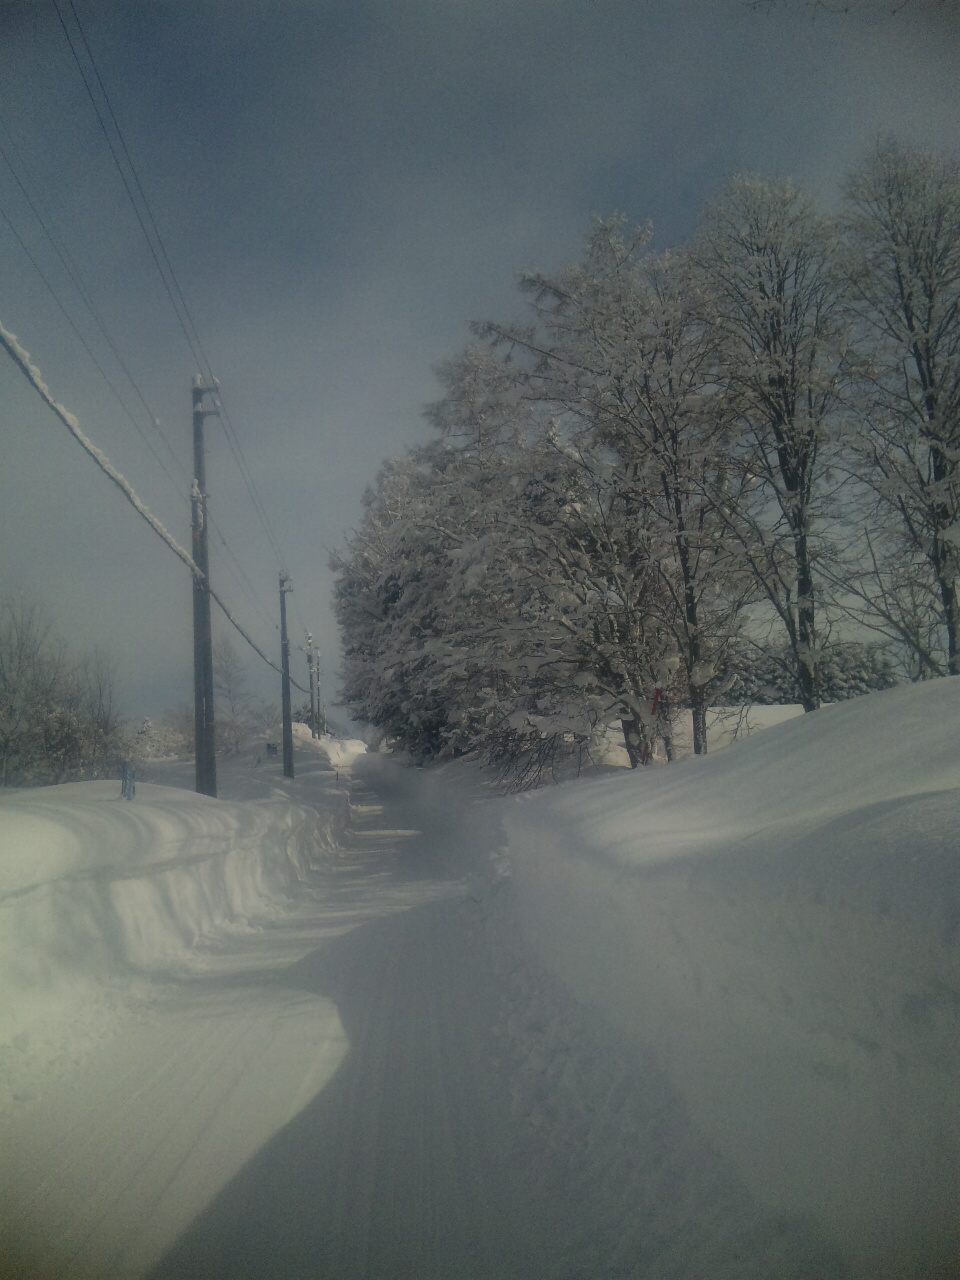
[152,772,549,1280]
[0,750,847,1279]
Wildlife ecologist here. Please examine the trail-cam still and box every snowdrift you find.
[0,780,343,1111]
[507,679,960,1277]
[293,723,368,770]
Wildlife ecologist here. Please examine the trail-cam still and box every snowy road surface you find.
[0,750,848,1279]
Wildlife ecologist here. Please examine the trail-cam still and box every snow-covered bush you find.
[128,713,191,762]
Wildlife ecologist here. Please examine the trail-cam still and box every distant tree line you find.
[332,142,960,781]
[0,595,124,786]
[0,596,284,787]
[134,637,277,764]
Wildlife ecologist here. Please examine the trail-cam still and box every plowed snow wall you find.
[0,782,350,1110]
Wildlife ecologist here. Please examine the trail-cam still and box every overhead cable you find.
[49,0,206,374]
[0,162,277,649]
[0,196,184,497]
[1,320,308,694]
[54,0,294,580]
[0,128,180,469]
[2,94,279,645]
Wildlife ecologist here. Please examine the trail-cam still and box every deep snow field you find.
[0,690,958,1278]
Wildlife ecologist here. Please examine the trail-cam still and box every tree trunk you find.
[940,572,959,676]
[659,695,675,763]
[675,504,709,755]
[933,529,960,676]
[620,715,653,768]
[621,716,640,769]
[795,526,821,712]
[691,691,708,755]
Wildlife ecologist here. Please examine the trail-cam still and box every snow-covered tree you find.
[213,635,258,754]
[333,419,674,777]
[333,450,458,757]
[496,433,682,768]
[484,224,751,753]
[333,154,958,782]
[693,177,849,711]
[421,309,686,769]
[838,142,960,675]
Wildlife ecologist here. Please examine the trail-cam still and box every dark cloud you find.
[1,0,958,716]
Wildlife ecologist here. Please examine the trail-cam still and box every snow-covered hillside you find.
[506,677,960,1277]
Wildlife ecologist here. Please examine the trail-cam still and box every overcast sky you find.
[1,0,958,720]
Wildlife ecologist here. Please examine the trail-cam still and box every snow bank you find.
[598,703,805,767]
[506,680,960,1277]
[293,723,368,770]
[0,780,341,1111]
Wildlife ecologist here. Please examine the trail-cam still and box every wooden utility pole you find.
[192,377,219,798]
[321,645,330,737]
[279,573,294,779]
[306,631,320,738]
[315,644,324,734]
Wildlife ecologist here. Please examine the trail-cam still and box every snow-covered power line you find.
[0,139,279,652]
[42,0,306,659]
[0,194,185,499]
[0,119,272,640]
[1,321,308,695]
[3,129,281,655]
[2,320,199,573]
[0,127,183,478]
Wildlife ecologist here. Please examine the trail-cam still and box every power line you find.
[2,115,284,655]
[3,318,197,570]
[0,127,189,488]
[64,0,209,364]
[45,0,305,649]
[49,0,206,375]
[212,525,279,633]
[54,0,296,583]
[2,158,285,690]
[0,133,279,651]
[215,392,290,570]
[1,320,309,695]
[5,37,291,630]
[0,195,185,498]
